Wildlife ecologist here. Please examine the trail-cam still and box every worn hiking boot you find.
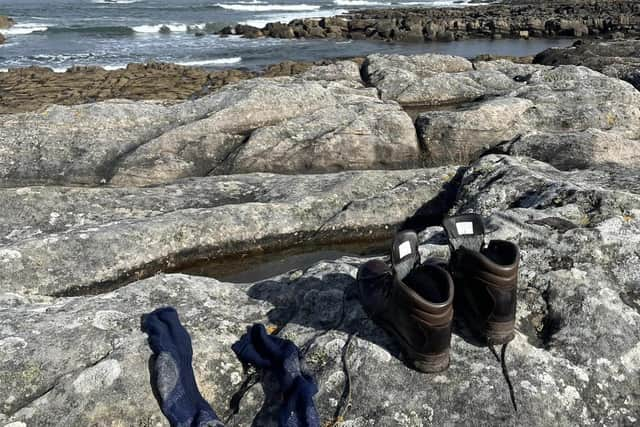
[357,231,454,373]
[443,214,520,345]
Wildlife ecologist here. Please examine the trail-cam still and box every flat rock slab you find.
[364,53,523,106]
[403,57,640,166]
[0,64,420,186]
[1,154,639,426]
[534,39,640,90]
[0,168,456,296]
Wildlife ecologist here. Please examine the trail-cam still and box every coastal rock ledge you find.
[1,155,639,426]
[1,53,640,426]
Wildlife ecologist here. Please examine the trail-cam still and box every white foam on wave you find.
[334,0,391,6]
[399,0,481,5]
[176,57,242,67]
[102,64,128,70]
[91,0,142,4]
[241,9,349,28]
[1,23,49,35]
[132,23,190,33]
[217,3,321,12]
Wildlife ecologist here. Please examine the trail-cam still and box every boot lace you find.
[488,339,518,413]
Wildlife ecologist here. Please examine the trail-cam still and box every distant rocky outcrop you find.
[228,0,640,42]
[534,39,640,90]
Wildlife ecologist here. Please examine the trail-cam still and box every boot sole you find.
[375,318,450,374]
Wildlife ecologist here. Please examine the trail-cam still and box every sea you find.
[0,0,571,72]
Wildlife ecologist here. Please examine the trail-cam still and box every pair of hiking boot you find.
[356,214,520,373]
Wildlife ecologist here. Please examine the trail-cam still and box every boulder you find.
[0,167,455,296]
[264,22,295,38]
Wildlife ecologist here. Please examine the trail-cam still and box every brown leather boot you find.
[443,214,520,345]
[357,231,454,373]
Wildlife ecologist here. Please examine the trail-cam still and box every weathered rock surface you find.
[493,129,640,170]
[402,56,640,165]
[0,66,421,186]
[0,167,455,296]
[2,154,639,426]
[364,53,540,106]
[239,0,640,42]
[0,58,366,115]
[534,39,640,90]
[0,63,253,115]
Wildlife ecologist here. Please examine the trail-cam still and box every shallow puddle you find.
[181,240,389,283]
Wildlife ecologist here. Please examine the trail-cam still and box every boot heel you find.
[411,351,450,373]
[486,320,515,344]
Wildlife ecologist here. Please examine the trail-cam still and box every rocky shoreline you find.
[1,9,640,426]
[221,0,640,42]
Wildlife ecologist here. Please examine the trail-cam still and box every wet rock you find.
[1,154,639,426]
[234,24,263,38]
[0,167,455,296]
[264,22,295,39]
[534,39,640,90]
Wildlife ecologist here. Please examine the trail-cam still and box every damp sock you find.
[142,307,223,427]
[232,324,320,427]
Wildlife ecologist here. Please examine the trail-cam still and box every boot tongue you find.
[391,230,420,281]
[442,214,485,252]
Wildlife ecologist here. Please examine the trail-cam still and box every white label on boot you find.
[456,221,474,235]
[398,241,412,259]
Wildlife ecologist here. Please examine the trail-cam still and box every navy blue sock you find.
[232,324,320,427]
[142,307,223,427]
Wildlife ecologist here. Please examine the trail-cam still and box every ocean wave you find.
[1,23,49,36]
[176,57,243,66]
[241,9,349,28]
[333,0,391,6]
[132,24,190,33]
[399,0,479,5]
[91,0,142,4]
[215,3,322,12]
[45,25,136,35]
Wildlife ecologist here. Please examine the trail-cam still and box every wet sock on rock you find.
[232,324,320,427]
[142,307,223,427]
